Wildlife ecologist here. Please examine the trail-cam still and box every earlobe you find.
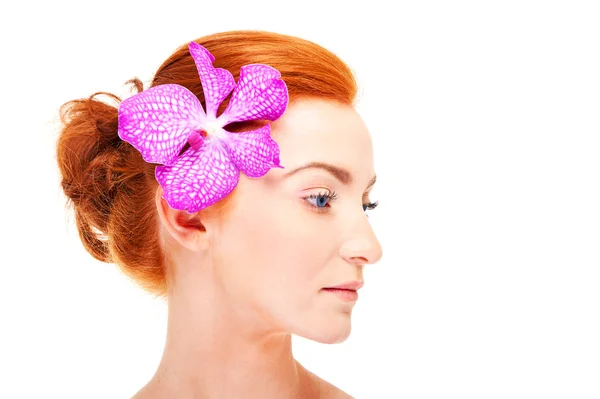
[155,187,209,252]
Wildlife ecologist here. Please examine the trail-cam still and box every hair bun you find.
[57,91,126,262]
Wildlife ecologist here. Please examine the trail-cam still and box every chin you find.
[294,317,353,344]
[319,329,352,344]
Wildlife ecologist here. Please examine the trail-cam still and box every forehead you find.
[270,98,374,179]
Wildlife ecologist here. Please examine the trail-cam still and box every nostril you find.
[348,256,368,265]
[340,237,381,265]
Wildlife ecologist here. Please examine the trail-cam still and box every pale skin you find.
[133,98,383,399]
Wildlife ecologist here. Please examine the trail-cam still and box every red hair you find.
[56,30,358,298]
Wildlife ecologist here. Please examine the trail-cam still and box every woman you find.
[57,30,382,398]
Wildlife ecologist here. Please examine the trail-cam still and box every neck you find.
[135,260,318,398]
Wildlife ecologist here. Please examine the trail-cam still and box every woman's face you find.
[209,98,382,344]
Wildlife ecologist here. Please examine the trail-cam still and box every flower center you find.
[204,121,220,136]
[188,131,204,150]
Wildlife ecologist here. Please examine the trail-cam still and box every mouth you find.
[321,287,360,302]
[324,280,364,291]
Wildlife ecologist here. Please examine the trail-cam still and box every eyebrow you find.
[283,161,377,190]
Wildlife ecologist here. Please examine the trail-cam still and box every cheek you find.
[223,196,335,305]
[250,202,327,282]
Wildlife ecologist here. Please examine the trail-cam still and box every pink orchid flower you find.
[118,41,289,213]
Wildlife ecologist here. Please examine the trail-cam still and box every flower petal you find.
[221,125,283,178]
[219,64,289,125]
[155,139,240,213]
[189,41,236,119]
[118,84,206,165]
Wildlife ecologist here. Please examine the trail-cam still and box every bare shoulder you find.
[130,380,163,399]
[133,364,355,399]
[299,363,355,398]
[317,378,355,398]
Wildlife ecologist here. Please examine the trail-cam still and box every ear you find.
[155,186,209,252]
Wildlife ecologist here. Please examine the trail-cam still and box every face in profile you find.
[207,98,383,344]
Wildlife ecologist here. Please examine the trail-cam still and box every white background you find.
[1,0,599,398]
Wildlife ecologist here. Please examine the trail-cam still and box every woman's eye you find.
[304,191,339,213]
[305,193,334,208]
[362,200,379,212]
[313,195,330,207]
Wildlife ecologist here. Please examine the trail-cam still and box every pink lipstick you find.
[322,281,363,302]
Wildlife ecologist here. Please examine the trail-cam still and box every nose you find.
[339,217,383,266]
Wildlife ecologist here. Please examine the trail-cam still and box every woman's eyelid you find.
[302,187,372,203]
[298,178,375,204]
[299,183,334,196]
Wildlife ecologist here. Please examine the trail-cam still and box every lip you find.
[322,288,359,302]
[324,281,364,291]
[322,281,364,303]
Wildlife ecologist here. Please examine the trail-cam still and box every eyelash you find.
[364,200,379,212]
[303,191,339,214]
[303,191,379,215]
